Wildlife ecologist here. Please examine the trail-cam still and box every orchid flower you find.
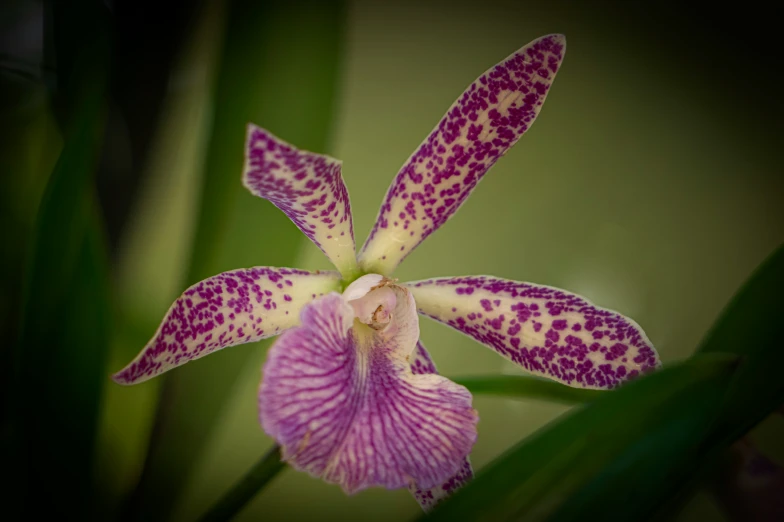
[113,34,660,510]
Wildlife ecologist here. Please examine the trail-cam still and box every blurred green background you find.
[2,0,782,521]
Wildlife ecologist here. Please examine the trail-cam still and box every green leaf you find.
[652,242,784,519]
[421,355,739,522]
[5,18,112,519]
[696,243,784,443]
[126,2,347,520]
[197,445,285,522]
[453,375,604,404]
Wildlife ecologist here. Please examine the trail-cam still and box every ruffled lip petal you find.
[112,267,340,385]
[359,34,566,275]
[404,276,660,390]
[407,341,475,511]
[258,292,478,494]
[243,124,358,278]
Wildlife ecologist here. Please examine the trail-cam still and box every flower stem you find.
[197,445,286,522]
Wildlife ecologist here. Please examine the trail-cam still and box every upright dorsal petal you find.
[244,124,358,278]
[404,276,660,390]
[359,34,566,275]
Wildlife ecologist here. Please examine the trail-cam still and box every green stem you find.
[339,267,367,291]
[198,445,286,522]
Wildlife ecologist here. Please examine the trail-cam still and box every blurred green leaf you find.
[0,53,61,394]
[6,19,111,520]
[696,243,784,442]
[422,355,738,522]
[197,445,285,522]
[126,2,347,520]
[653,242,784,519]
[454,375,604,405]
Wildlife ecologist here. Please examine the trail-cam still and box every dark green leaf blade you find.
[454,375,604,405]
[696,243,784,442]
[650,243,784,519]
[5,23,112,519]
[422,355,738,522]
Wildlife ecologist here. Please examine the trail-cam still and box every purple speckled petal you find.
[408,340,474,511]
[409,340,439,376]
[411,458,474,511]
[359,34,566,275]
[404,276,660,390]
[243,124,358,278]
[112,267,340,385]
[258,292,478,494]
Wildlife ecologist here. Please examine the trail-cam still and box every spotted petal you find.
[408,341,474,511]
[258,293,478,494]
[244,124,358,278]
[409,340,439,376]
[404,276,660,390]
[113,267,340,385]
[359,34,566,275]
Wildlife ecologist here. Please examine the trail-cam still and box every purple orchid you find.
[113,34,660,509]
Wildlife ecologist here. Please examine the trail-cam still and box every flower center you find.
[343,274,397,331]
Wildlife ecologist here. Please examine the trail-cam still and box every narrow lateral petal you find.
[409,340,475,511]
[244,124,358,278]
[404,276,660,390]
[409,340,439,376]
[258,293,478,494]
[359,34,566,275]
[113,267,340,385]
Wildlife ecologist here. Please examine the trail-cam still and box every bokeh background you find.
[2,0,782,521]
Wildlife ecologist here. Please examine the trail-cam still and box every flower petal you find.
[411,458,474,511]
[244,124,358,278]
[359,34,566,275]
[112,267,340,385]
[408,340,475,511]
[404,276,660,390]
[409,340,439,376]
[258,293,478,494]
